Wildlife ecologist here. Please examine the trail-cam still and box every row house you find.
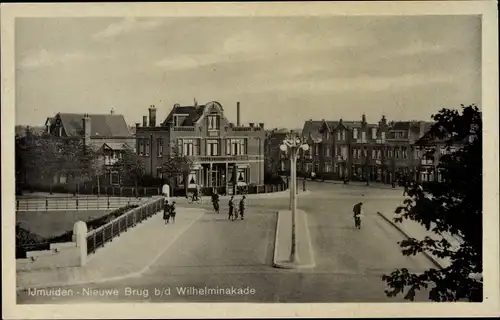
[413,126,475,182]
[264,128,294,173]
[135,101,265,192]
[44,110,135,185]
[298,115,433,183]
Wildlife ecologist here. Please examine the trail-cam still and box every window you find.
[402,147,408,159]
[372,128,377,139]
[145,139,150,156]
[156,167,163,179]
[377,150,382,160]
[361,131,366,142]
[157,138,163,157]
[325,146,331,157]
[326,131,330,140]
[342,146,348,159]
[352,148,357,159]
[395,148,400,159]
[227,138,246,155]
[208,115,220,130]
[207,139,219,156]
[139,139,144,156]
[58,127,62,137]
[363,148,367,157]
[315,145,319,156]
[353,128,358,139]
[177,139,182,154]
[341,130,346,141]
[388,148,393,158]
[337,131,341,141]
[372,149,376,159]
[182,139,199,156]
[381,132,386,141]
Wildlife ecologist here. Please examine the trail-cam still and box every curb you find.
[16,209,205,292]
[272,210,315,269]
[376,211,444,269]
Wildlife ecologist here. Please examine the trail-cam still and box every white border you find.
[2,2,499,318]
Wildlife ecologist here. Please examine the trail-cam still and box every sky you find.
[15,15,481,129]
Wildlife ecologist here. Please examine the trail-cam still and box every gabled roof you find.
[102,142,132,151]
[390,121,411,131]
[162,105,207,126]
[57,113,132,137]
[302,120,323,136]
[342,121,363,129]
[322,120,340,132]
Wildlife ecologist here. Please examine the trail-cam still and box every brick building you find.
[135,101,265,191]
[297,115,433,183]
[43,111,135,185]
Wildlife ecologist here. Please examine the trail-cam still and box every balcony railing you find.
[173,127,195,131]
[190,155,264,162]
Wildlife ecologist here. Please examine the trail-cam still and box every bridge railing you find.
[85,197,165,255]
[16,196,143,211]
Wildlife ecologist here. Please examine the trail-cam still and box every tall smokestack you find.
[143,116,147,127]
[82,114,91,146]
[149,105,157,127]
[237,101,240,127]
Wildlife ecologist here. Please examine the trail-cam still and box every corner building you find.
[135,101,265,191]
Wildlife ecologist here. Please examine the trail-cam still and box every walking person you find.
[228,196,235,220]
[239,195,246,220]
[170,201,177,223]
[211,190,220,214]
[163,200,171,225]
[352,201,363,229]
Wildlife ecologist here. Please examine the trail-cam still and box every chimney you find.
[135,122,140,129]
[249,122,254,128]
[380,115,387,126]
[236,102,241,127]
[149,105,157,127]
[362,114,366,123]
[110,108,115,115]
[259,123,264,129]
[143,115,147,127]
[82,114,91,146]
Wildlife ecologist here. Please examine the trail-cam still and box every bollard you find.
[73,221,88,266]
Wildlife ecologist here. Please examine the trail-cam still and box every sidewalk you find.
[16,207,205,290]
[377,210,463,269]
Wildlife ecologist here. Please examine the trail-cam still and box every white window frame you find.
[353,128,358,139]
[337,131,341,141]
[361,131,366,142]
[208,115,219,130]
[157,138,163,157]
[229,138,246,155]
[207,139,219,156]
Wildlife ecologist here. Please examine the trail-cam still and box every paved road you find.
[18,181,435,303]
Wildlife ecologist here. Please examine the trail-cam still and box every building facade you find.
[135,101,265,191]
[44,111,135,185]
[297,115,433,183]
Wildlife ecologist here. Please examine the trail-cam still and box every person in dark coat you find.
[170,201,177,223]
[239,195,246,220]
[163,200,170,224]
[211,190,220,214]
[228,196,234,220]
[352,201,363,229]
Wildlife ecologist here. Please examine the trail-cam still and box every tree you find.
[160,148,194,194]
[115,148,146,196]
[382,104,482,302]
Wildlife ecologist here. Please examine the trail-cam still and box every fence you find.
[16,196,142,211]
[86,197,165,255]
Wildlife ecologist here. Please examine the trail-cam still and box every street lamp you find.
[280,135,309,264]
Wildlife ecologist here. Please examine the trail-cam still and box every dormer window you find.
[353,128,358,139]
[58,127,62,137]
[208,115,219,130]
[372,127,377,139]
[337,130,341,140]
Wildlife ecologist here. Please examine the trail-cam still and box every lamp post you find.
[280,135,309,264]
